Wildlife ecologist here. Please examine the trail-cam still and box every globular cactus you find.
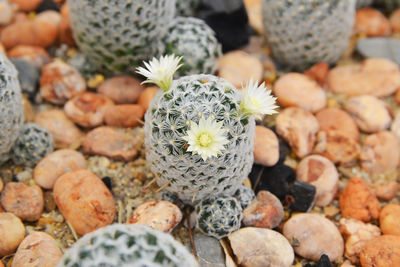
[162,17,222,77]
[175,0,201,17]
[11,123,54,167]
[195,196,243,239]
[356,0,373,8]
[0,53,24,165]
[138,55,277,205]
[262,0,356,71]
[67,0,176,74]
[57,224,198,267]
[233,185,255,209]
[374,0,400,11]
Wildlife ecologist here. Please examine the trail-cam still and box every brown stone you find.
[138,86,159,111]
[339,177,381,222]
[128,201,182,233]
[390,9,400,33]
[9,0,43,12]
[273,73,326,112]
[0,213,25,257]
[242,190,284,228]
[360,235,400,267]
[316,108,360,141]
[104,104,145,128]
[354,8,391,37]
[54,169,116,236]
[0,182,43,222]
[253,126,279,166]
[82,126,139,161]
[40,61,86,105]
[34,109,85,148]
[7,45,51,68]
[372,180,399,201]
[303,62,329,86]
[0,1,13,26]
[64,92,114,128]
[328,58,400,97]
[275,107,319,158]
[379,204,400,236]
[98,76,144,104]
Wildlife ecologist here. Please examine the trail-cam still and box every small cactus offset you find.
[374,0,400,11]
[67,0,176,74]
[175,0,201,17]
[356,0,373,8]
[262,0,356,71]
[137,55,277,204]
[233,185,256,209]
[195,196,243,239]
[11,123,54,167]
[57,224,198,267]
[162,17,222,77]
[0,53,24,165]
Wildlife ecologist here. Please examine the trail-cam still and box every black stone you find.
[249,163,296,200]
[36,0,60,12]
[197,0,251,52]
[101,176,112,191]
[10,58,40,98]
[304,254,333,267]
[289,180,316,212]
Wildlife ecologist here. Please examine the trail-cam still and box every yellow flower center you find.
[198,133,213,148]
[250,97,260,107]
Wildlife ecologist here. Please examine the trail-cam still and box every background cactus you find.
[233,185,255,209]
[11,123,54,167]
[195,196,243,239]
[162,17,222,77]
[67,0,176,74]
[262,0,356,70]
[57,224,198,267]
[175,0,201,17]
[0,53,24,165]
[374,0,400,11]
[144,74,255,204]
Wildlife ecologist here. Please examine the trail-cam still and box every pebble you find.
[339,177,381,222]
[0,213,25,257]
[12,232,63,267]
[10,0,43,11]
[0,1,13,25]
[128,200,182,233]
[360,131,400,174]
[0,179,3,193]
[104,104,145,128]
[34,149,87,189]
[360,235,400,267]
[64,92,114,128]
[253,126,279,167]
[54,169,116,236]
[397,89,400,104]
[303,62,329,86]
[316,108,360,141]
[242,190,284,228]
[7,45,51,68]
[10,58,40,97]
[327,58,400,97]
[289,180,316,212]
[276,107,319,158]
[189,233,225,267]
[341,260,356,267]
[40,61,86,105]
[354,8,391,36]
[356,38,400,65]
[313,130,360,164]
[218,50,263,89]
[228,227,294,267]
[0,182,43,222]
[273,73,326,112]
[35,10,62,30]
[97,76,145,104]
[345,95,391,133]
[390,9,400,33]
[379,204,400,236]
[82,126,139,161]
[283,213,344,262]
[372,180,399,201]
[138,86,159,111]
[297,155,338,206]
[304,254,332,267]
[34,109,85,148]
[392,110,400,139]
[339,218,381,264]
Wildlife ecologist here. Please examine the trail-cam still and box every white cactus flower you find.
[136,54,183,91]
[182,116,229,161]
[240,79,278,119]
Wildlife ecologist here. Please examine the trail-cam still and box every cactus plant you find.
[262,0,356,71]
[374,0,400,11]
[195,196,243,239]
[175,0,201,17]
[137,55,277,205]
[356,0,373,8]
[0,53,24,165]
[11,123,54,167]
[233,185,255,209]
[57,224,198,267]
[162,17,222,77]
[67,0,176,74]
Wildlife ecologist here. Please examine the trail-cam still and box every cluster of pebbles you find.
[0,0,400,267]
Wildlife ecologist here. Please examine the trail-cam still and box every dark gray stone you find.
[186,233,225,267]
[10,58,40,98]
[357,38,400,65]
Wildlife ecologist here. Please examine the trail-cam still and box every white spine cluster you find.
[262,0,356,70]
